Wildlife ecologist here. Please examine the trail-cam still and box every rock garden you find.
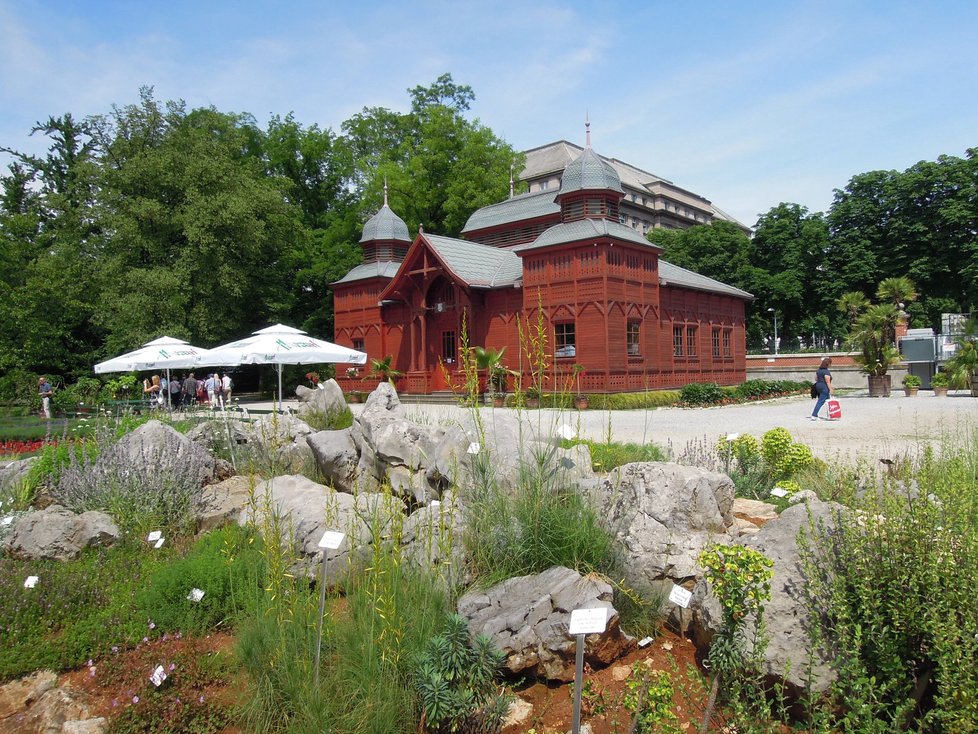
[1,379,976,733]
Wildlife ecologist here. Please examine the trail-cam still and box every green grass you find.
[562,438,668,472]
[0,525,262,681]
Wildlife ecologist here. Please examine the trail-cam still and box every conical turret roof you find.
[558,146,623,196]
[360,202,410,243]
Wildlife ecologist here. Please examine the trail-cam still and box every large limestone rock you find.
[458,566,632,682]
[197,475,259,532]
[351,384,438,501]
[0,457,37,496]
[692,500,845,698]
[246,414,316,473]
[3,505,119,561]
[0,670,106,733]
[296,379,347,417]
[240,475,405,583]
[400,490,467,578]
[427,412,593,494]
[585,462,735,590]
[114,420,217,480]
[307,428,361,493]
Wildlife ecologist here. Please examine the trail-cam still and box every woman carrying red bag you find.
[811,357,833,421]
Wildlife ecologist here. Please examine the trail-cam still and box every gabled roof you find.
[423,234,523,288]
[461,189,559,234]
[659,261,753,300]
[333,261,401,285]
[514,218,659,252]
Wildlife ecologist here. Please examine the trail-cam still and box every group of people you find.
[142,372,233,409]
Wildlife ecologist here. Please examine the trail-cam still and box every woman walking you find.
[811,357,833,420]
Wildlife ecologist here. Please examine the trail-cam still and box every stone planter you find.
[525,397,540,409]
[903,387,918,397]
[492,395,506,408]
[574,396,589,410]
[933,387,949,397]
[347,391,362,404]
[867,374,892,397]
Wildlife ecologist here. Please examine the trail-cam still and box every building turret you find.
[556,121,624,223]
[359,181,411,263]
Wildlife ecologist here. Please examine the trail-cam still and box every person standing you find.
[811,357,833,420]
[205,373,217,408]
[169,374,182,409]
[221,372,233,405]
[38,377,53,419]
[183,373,198,407]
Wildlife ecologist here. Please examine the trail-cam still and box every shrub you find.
[902,374,922,388]
[301,406,354,432]
[136,525,265,635]
[51,428,210,532]
[622,665,682,734]
[413,614,510,733]
[680,382,726,406]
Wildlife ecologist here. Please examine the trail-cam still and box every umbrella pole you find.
[166,368,171,412]
[278,364,283,413]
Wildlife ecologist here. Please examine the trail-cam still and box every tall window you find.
[723,329,732,357]
[353,338,364,353]
[712,328,721,358]
[673,326,684,357]
[442,331,456,364]
[627,321,641,356]
[686,326,697,356]
[555,322,576,358]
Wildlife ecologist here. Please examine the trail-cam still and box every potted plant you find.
[475,346,510,407]
[572,364,588,409]
[902,374,921,396]
[944,322,978,397]
[845,303,902,397]
[930,371,950,397]
[368,355,403,385]
[524,385,541,408]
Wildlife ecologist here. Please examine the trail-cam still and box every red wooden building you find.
[332,136,752,394]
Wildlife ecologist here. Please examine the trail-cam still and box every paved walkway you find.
[237,389,978,465]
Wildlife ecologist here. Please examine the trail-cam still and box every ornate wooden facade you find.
[332,140,751,394]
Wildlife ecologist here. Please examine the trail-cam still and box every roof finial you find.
[585,110,591,149]
[383,177,389,207]
[509,165,514,199]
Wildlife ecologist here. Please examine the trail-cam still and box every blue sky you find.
[2,0,976,227]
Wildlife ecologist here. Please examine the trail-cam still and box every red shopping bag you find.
[827,398,842,420]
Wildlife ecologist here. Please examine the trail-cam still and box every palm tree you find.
[368,355,403,384]
[876,276,917,308]
[474,346,508,394]
[836,291,869,323]
[849,303,901,376]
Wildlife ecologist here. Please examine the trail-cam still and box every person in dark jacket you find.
[811,357,833,420]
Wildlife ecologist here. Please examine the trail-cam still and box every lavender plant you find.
[51,427,211,532]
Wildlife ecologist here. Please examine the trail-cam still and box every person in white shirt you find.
[221,373,233,405]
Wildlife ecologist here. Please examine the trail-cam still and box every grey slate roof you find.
[360,204,411,243]
[461,189,559,233]
[333,261,401,285]
[659,261,753,300]
[424,234,523,288]
[558,146,624,195]
[514,218,658,251]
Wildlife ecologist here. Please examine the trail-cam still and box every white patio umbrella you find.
[195,324,367,411]
[94,336,210,408]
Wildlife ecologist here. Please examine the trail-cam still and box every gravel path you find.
[346,390,978,465]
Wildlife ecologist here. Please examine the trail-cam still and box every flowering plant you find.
[305,371,320,385]
[346,367,359,379]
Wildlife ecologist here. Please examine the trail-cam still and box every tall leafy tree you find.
[90,89,305,354]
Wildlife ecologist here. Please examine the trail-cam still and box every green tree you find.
[90,89,306,354]
[341,74,523,237]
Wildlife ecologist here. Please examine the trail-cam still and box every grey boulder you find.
[296,379,347,417]
[459,566,632,682]
[197,475,258,532]
[307,428,360,493]
[114,420,217,480]
[3,505,119,561]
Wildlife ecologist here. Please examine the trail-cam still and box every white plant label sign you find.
[558,424,576,440]
[318,531,346,550]
[147,530,162,542]
[568,607,608,636]
[725,433,740,441]
[1,516,13,527]
[187,588,205,603]
[24,575,39,589]
[466,442,481,455]
[154,537,165,549]
[150,665,167,687]
[668,584,692,608]
[770,487,789,498]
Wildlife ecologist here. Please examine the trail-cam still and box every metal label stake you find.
[568,607,608,734]
[313,530,345,687]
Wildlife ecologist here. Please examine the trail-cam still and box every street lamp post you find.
[767,308,779,355]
